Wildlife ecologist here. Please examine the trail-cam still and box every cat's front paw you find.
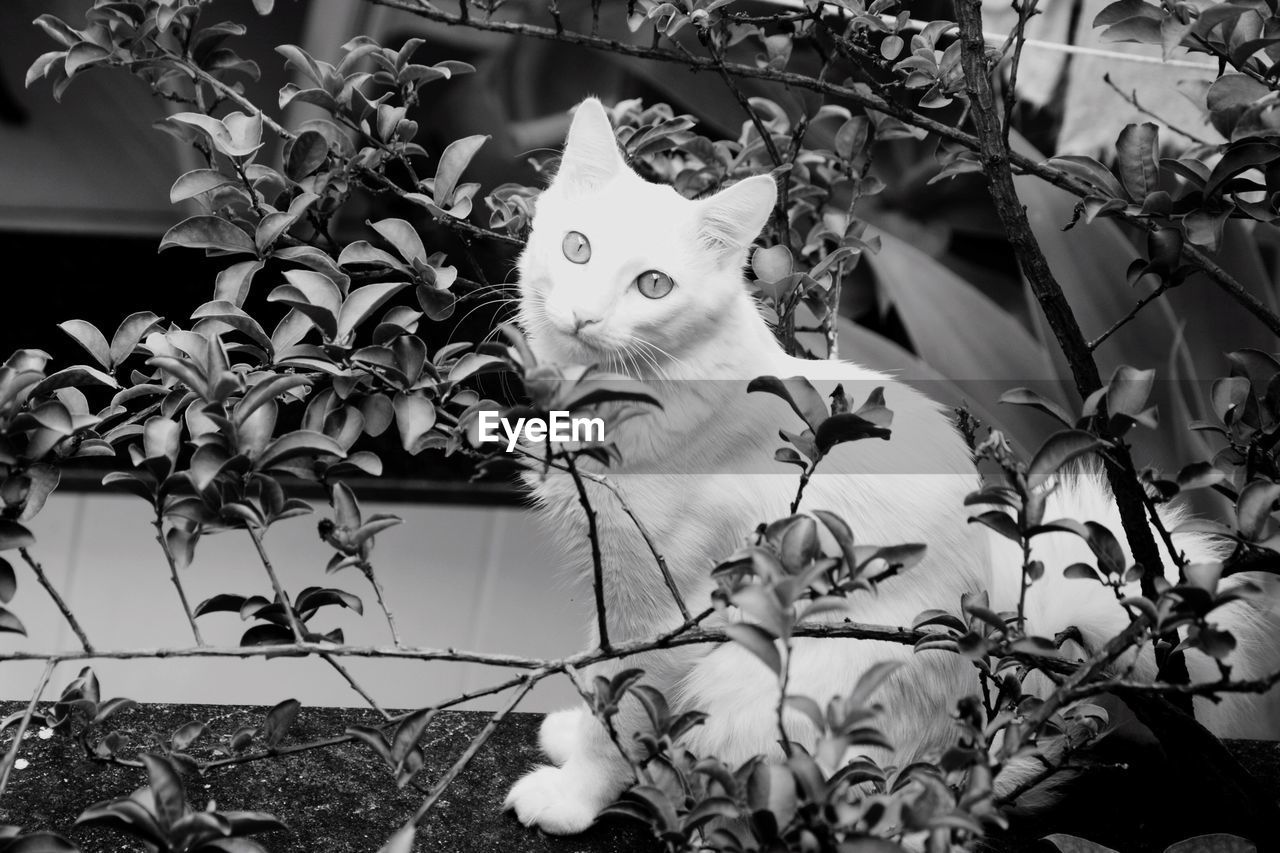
[503,763,613,834]
[538,707,584,765]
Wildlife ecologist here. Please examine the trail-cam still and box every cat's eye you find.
[562,231,591,264]
[635,270,674,299]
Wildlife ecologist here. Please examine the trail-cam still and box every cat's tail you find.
[986,469,1280,740]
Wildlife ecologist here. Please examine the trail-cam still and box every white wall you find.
[2,493,585,713]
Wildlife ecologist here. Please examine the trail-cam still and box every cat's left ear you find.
[697,174,777,259]
[550,97,627,195]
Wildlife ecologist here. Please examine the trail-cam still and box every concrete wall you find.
[2,493,584,713]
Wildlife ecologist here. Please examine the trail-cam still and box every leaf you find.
[369,219,426,265]
[0,558,13,604]
[170,169,237,203]
[1000,387,1074,426]
[235,375,311,425]
[1106,365,1155,417]
[1027,430,1103,488]
[681,796,740,832]
[1163,835,1257,853]
[65,42,110,77]
[724,623,781,675]
[139,753,185,830]
[0,607,26,636]
[432,135,488,207]
[746,762,797,828]
[3,832,82,853]
[814,412,891,452]
[1177,462,1225,491]
[1042,835,1121,853]
[170,721,206,752]
[391,708,436,765]
[285,130,328,181]
[110,313,163,367]
[29,365,118,397]
[214,261,265,308]
[1115,123,1160,201]
[337,283,411,341]
[221,811,287,837]
[262,699,300,748]
[160,216,256,255]
[1064,563,1102,582]
[256,431,346,471]
[1047,155,1126,200]
[75,799,166,847]
[393,394,436,453]
[747,375,828,431]
[57,321,111,369]
[0,520,35,552]
[1205,141,1280,199]
[811,509,857,572]
[1236,480,1280,540]
[192,301,273,352]
[969,510,1021,543]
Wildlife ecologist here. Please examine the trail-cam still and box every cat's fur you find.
[504,97,1280,834]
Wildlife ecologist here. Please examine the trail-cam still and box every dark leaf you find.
[262,699,301,748]
[1115,123,1160,201]
[139,753,186,830]
[160,216,256,255]
[724,623,781,675]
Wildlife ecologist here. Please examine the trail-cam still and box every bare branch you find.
[409,674,537,824]
[153,515,204,646]
[0,660,55,799]
[19,547,93,653]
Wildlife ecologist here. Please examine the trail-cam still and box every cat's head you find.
[517,97,776,374]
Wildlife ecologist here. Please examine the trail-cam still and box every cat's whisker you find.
[634,342,671,381]
[630,337,680,383]
[443,295,522,350]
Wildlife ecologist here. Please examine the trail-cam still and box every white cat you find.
[503,97,1280,835]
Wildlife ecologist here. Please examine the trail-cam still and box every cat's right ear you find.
[697,174,777,259]
[550,98,627,195]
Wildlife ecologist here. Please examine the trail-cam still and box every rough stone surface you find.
[0,703,657,853]
[1,703,1277,852]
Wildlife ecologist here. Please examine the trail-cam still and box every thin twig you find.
[1087,279,1174,351]
[563,452,610,651]
[410,674,537,824]
[245,525,307,643]
[153,517,204,646]
[322,655,392,720]
[360,563,404,648]
[0,660,55,799]
[1000,0,1037,148]
[563,663,649,785]
[18,548,93,653]
[519,449,690,621]
[1103,73,1212,147]
[0,620,934,668]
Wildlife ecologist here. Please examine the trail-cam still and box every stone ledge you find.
[0,703,655,853]
[1,703,1276,852]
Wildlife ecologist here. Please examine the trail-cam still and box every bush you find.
[2,1,1280,852]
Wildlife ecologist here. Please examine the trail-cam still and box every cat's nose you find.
[571,312,601,332]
